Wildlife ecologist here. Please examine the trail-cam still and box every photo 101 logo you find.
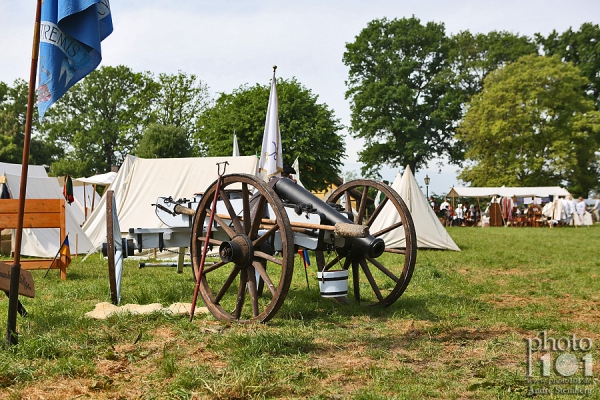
[526,331,593,378]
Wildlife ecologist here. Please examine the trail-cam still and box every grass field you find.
[1,225,599,399]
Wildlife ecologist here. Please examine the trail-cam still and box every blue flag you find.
[37,0,113,119]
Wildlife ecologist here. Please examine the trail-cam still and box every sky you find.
[2,0,599,196]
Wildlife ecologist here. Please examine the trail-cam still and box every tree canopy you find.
[457,54,600,196]
[344,17,456,175]
[0,79,57,166]
[343,18,541,173]
[152,71,210,141]
[41,65,159,177]
[537,22,600,110]
[135,123,193,158]
[195,78,345,192]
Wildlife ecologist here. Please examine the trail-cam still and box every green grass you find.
[1,225,599,399]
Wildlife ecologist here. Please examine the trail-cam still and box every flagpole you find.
[6,0,42,347]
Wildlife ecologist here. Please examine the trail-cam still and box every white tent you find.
[371,166,460,251]
[448,186,570,199]
[3,174,94,256]
[83,155,260,250]
[0,161,48,178]
[76,171,117,186]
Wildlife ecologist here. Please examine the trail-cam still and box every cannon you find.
[150,173,417,323]
[111,173,417,322]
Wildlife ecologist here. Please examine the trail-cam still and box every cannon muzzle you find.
[272,178,384,258]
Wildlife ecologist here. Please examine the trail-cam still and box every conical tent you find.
[370,166,460,251]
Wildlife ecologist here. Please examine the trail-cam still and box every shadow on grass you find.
[275,288,494,328]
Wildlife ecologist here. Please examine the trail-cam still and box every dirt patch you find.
[485,294,545,308]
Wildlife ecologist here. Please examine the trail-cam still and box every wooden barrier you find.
[0,199,69,280]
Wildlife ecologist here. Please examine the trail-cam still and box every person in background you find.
[593,196,600,222]
[575,196,586,225]
[439,198,450,226]
[562,196,573,225]
[440,198,450,211]
[455,203,464,226]
[429,196,436,209]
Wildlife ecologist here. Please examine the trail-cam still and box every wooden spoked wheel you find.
[190,174,295,323]
[316,179,417,307]
[106,190,123,305]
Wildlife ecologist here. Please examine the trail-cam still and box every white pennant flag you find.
[291,156,304,187]
[258,67,283,181]
[232,132,240,157]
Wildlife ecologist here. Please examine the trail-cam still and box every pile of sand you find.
[85,302,209,319]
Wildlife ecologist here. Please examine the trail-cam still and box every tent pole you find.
[6,0,42,348]
[91,184,97,211]
[83,184,87,220]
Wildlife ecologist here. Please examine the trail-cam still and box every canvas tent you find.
[448,186,570,199]
[0,161,48,178]
[2,173,94,256]
[370,166,460,251]
[76,171,117,187]
[83,155,260,250]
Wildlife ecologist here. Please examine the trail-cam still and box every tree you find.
[152,71,210,141]
[40,65,159,177]
[135,123,193,158]
[344,16,459,175]
[195,78,345,192]
[537,23,600,110]
[449,31,538,97]
[0,79,58,166]
[446,31,538,163]
[457,54,600,196]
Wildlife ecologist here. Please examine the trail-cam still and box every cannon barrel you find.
[272,178,385,259]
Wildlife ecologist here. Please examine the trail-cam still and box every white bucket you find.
[317,270,348,298]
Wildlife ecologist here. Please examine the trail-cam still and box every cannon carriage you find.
[113,173,417,323]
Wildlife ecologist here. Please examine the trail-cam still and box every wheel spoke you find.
[384,248,406,255]
[359,258,384,302]
[246,265,260,317]
[356,186,369,225]
[234,268,248,319]
[352,260,360,301]
[202,260,228,274]
[343,190,352,213]
[213,213,236,239]
[214,267,240,304]
[254,250,283,266]
[196,237,222,247]
[254,260,276,296]
[373,221,403,238]
[242,183,251,235]
[366,255,400,283]
[219,188,244,234]
[366,196,389,227]
[249,196,267,239]
[252,224,278,248]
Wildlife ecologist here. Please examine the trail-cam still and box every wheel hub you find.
[219,234,254,266]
